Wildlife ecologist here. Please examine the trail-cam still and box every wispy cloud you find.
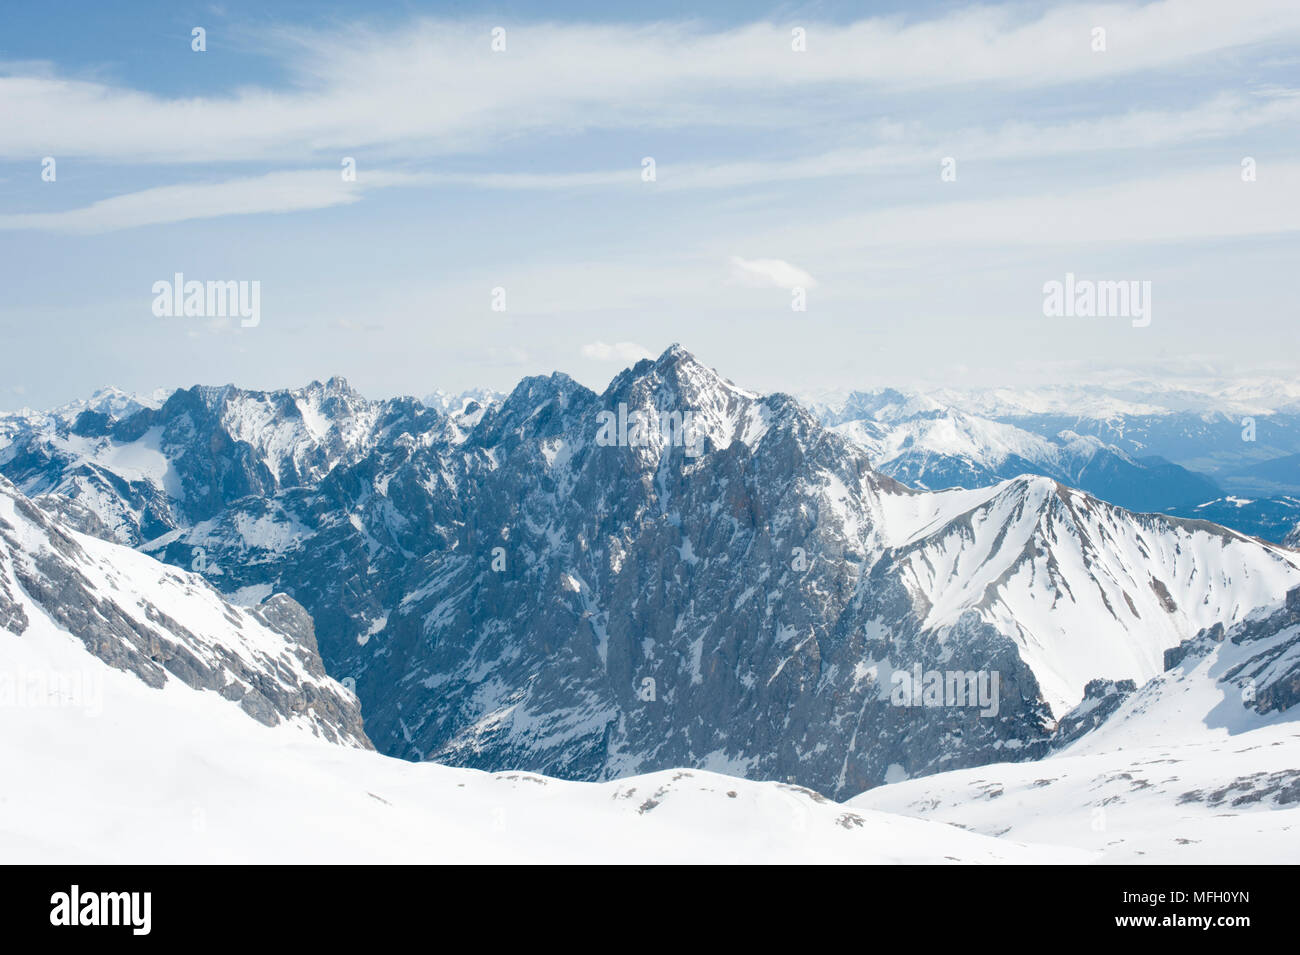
[752,163,1300,250]
[3,1,1299,163]
[406,90,1300,193]
[0,169,426,233]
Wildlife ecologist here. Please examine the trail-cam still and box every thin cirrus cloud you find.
[745,163,1300,253]
[413,91,1300,193]
[0,4,1295,237]
[2,88,1295,235]
[2,0,1299,163]
[0,169,428,234]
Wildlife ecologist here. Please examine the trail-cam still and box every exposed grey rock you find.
[31,493,118,542]
[1215,587,1300,716]
[0,475,370,747]
[1052,678,1137,748]
[1178,770,1300,808]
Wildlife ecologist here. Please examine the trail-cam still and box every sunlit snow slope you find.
[0,629,1082,863]
[853,596,1300,863]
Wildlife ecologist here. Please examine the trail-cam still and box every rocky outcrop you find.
[0,475,370,747]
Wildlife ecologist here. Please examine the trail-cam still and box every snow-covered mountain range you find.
[807,386,1300,542]
[3,452,1297,862]
[862,374,1300,419]
[3,346,1299,802]
[813,389,1222,513]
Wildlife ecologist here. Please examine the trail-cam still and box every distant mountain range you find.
[803,385,1300,543]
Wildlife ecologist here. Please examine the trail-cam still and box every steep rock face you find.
[1175,586,1300,718]
[1051,678,1137,747]
[352,362,1057,793]
[0,475,368,747]
[5,348,1300,797]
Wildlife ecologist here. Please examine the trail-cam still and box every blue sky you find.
[2,0,1299,409]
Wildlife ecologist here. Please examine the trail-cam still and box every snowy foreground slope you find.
[853,597,1300,863]
[0,626,1078,863]
[853,723,1300,864]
